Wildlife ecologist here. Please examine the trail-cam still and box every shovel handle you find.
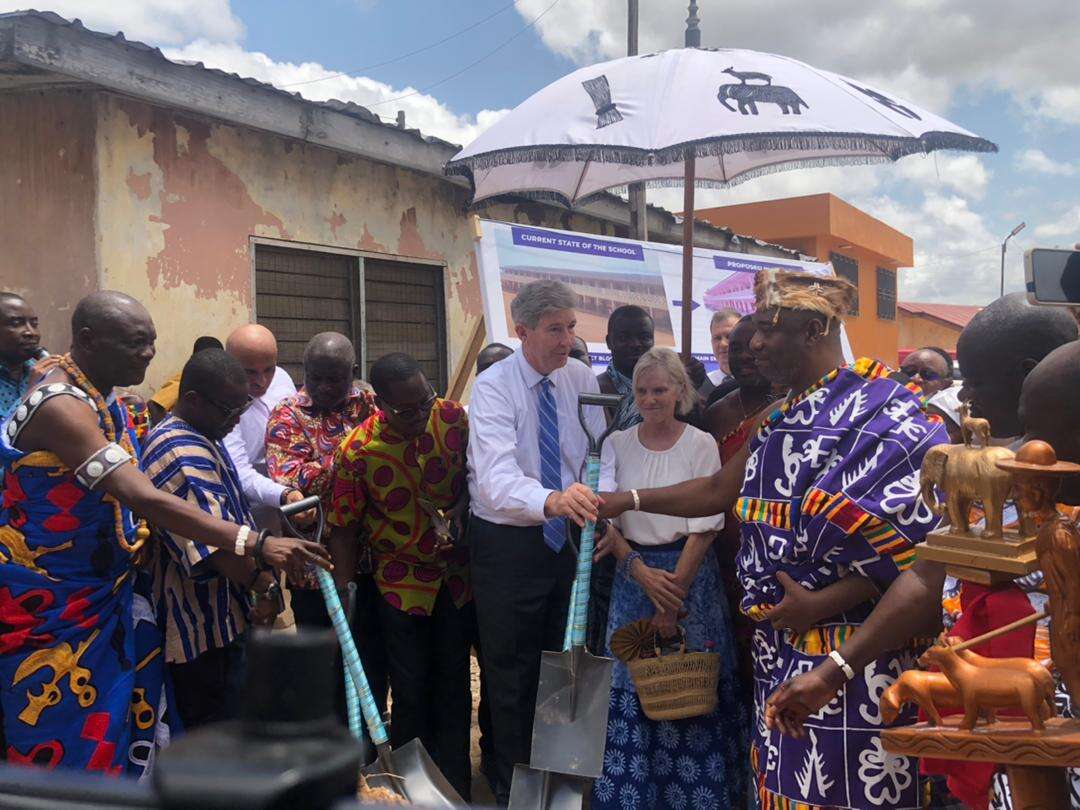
[563,577,578,652]
[567,453,601,648]
[316,567,389,747]
[341,583,364,742]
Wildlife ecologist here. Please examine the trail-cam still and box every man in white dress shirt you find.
[467,280,612,804]
[223,324,305,527]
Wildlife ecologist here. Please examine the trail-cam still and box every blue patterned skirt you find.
[591,542,748,810]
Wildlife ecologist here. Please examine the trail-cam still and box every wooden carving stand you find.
[882,717,1080,810]
[918,528,1039,586]
[885,439,1080,810]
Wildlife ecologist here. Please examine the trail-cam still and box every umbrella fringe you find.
[462,155,910,210]
[444,131,998,178]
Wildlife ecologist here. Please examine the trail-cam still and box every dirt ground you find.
[470,652,497,804]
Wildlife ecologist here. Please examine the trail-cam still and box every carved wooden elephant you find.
[919,444,1015,538]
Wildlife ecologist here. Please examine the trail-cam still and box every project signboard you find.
[475,219,850,371]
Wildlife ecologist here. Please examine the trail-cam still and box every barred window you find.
[876,267,897,320]
[830,252,860,316]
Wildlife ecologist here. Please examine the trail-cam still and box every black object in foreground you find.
[154,629,363,809]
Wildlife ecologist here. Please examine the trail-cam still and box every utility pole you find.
[680,0,700,360]
[627,0,647,241]
[1000,222,1026,298]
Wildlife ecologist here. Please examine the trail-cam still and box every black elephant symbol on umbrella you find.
[717,68,809,115]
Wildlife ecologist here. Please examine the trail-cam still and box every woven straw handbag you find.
[612,620,720,721]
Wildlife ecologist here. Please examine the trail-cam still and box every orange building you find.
[693,193,913,363]
[897,302,982,361]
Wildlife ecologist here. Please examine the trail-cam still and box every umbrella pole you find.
[681,151,696,362]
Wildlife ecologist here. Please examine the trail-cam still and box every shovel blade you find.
[508,765,586,810]
[361,737,464,807]
[529,646,614,778]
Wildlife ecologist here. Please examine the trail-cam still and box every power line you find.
[279,1,520,89]
[364,0,562,109]
[911,244,999,270]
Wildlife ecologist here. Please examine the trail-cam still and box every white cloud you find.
[514,0,1080,127]
[873,193,1003,304]
[0,0,243,46]
[890,154,991,200]
[164,41,508,147]
[1034,205,1080,239]
[1015,149,1076,177]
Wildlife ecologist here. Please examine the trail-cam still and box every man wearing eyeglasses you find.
[223,324,306,531]
[141,348,283,728]
[326,351,472,799]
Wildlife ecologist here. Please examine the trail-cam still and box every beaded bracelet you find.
[618,550,643,580]
[253,529,271,570]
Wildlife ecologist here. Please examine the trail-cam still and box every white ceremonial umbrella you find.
[446,47,997,357]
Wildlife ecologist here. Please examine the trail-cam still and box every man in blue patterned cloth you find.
[600,269,948,810]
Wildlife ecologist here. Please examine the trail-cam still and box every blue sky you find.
[8,0,1077,305]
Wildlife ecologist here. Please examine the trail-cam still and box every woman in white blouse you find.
[591,347,747,810]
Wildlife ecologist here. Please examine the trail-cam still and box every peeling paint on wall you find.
[398,207,441,261]
[125,169,152,201]
[326,210,346,240]
[357,225,387,253]
[118,103,290,300]
[455,253,484,320]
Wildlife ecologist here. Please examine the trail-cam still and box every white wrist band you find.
[234,524,251,556]
[828,649,855,681]
[630,489,641,511]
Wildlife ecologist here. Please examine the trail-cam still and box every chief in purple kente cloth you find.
[599,269,948,810]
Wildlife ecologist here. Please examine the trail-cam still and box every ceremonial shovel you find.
[509,392,622,810]
[281,496,465,807]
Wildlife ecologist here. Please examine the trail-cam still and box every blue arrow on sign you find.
[672,299,701,311]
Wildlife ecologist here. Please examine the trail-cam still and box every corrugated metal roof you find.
[898,301,982,329]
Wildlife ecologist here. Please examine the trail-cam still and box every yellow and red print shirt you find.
[327,399,469,615]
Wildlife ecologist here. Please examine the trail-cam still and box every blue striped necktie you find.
[537,377,566,553]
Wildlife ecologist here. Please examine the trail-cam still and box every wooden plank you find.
[364,263,438,285]
[365,301,438,324]
[256,274,350,298]
[365,342,440,362]
[447,316,486,402]
[258,317,350,341]
[257,294,350,320]
[365,280,438,304]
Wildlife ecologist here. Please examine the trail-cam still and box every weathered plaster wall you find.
[92,92,669,393]
[0,90,98,350]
